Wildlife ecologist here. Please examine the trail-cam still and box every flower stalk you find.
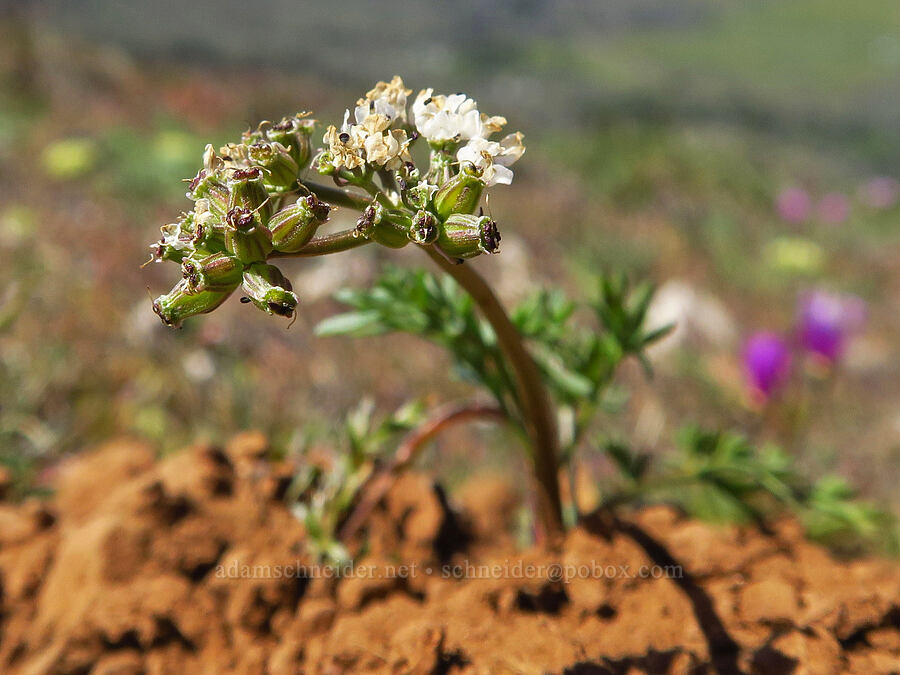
[423,247,564,539]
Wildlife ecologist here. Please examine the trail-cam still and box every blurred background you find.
[1,1,898,510]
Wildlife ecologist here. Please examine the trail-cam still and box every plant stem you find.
[274,183,564,539]
[338,401,507,542]
[301,180,371,211]
[422,246,565,541]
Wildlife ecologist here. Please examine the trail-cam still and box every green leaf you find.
[531,345,594,400]
[315,310,385,337]
[642,323,675,347]
[604,441,648,482]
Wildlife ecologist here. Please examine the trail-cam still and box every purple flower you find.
[743,332,792,398]
[817,192,850,225]
[776,187,811,224]
[858,176,899,210]
[797,290,866,363]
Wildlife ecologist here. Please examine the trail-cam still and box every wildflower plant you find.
[148,76,894,551]
[148,76,567,535]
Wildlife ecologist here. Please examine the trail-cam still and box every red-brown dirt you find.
[0,434,897,674]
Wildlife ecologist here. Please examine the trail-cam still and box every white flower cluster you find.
[322,76,414,172]
[321,76,525,188]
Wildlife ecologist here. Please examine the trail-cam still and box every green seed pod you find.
[187,169,229,217]
[433,165,485,219]
[152,279,234,327]
[425,145,455,186]
[224,206,273,264]
[191,202,227,254]
[354,203,381,239]
[404,181,436,211]
[408,210,438,244]
[371,220,411,249]
[151,214,196,263]
[437,213,501,259]
[266,115,314,167]
[241,263,299,318]
[248,141,300,192]
[151,240,186,264]
[352,203,408,249]
[268,194,330,253]
[182,252,244,293]
[241,126,265,146]
[314,150,337,176]
[227,167,273,223]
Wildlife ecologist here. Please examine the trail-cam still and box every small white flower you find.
[354,109,392,136]
[323,124,365,170]
[358,76,411,124]
[363,129,413,170]
[353,99,396,127]
[456,132,525,186]
[325,105,411,172]
[412,89,505,143]
[218,142,252,170]
[202,144,223,172]
[157,220,190,252]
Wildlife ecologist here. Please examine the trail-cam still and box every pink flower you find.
[858,176,899,209]
[776,187,811,224]
[817,192,850,225]
[743,332,792,399]
[797,290,866,363]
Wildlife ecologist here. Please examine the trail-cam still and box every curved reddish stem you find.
[338,402,507,542]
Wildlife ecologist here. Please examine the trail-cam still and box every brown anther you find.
[481,219,501,254]
[188,170,207,192]
[226,206,255,230]
[306,194,331,222]
[230,167,261,181]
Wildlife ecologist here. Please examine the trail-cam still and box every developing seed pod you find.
[408,210,438,244]
[241,263,299,318]
[354,203,409,249]
[150,239,185,264]
[433,165,485,219]
[224,206,273,264]
[354,203,380,239]
[227,167,273,223]
[372,220,412,248]
[247,141,300,192]
[268,194,330,253]
[404,181,436,211]
[240,126,265,146]
[152,279,235,327]
[151,213,197,263]
[266,115,315,167]
[313,150,337,176]
[187,169,230,217]
[437,213,501,258]
[181,252,244,293]
[191,201,227,254]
